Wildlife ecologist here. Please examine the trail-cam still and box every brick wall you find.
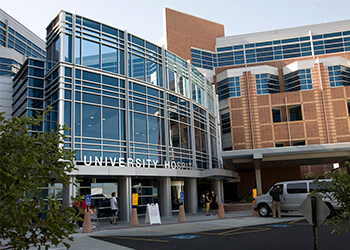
[165,8,225,61]
[223,54,350,150]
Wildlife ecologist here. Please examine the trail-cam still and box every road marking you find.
[93,235,169,243]
[168,225,203,233]
[198,227,272,236]
[219,228,244,235]
[289,218,303,224]
[222,228,271,236]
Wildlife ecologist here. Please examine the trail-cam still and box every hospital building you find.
[1,8,349,221]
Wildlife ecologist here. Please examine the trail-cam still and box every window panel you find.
[102,45,118,73]
[65,34,72,62]
[131,54,145,81]
[103,107,119,140]
[133,113,147,143]
[287,183,307,194]
[82,104,101,138]
[146,59,158,85]
[82,39,100,68]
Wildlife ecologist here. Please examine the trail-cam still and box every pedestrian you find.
[78,197,87,228]
[73,199,82,227]
[110,192,119,225]
[210,191,219,215]
[205,191,211,216]
[269,185,282,219]
[200,192,206,210]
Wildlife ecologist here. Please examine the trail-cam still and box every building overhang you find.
[221,143,350,169]
[70,166,239,181]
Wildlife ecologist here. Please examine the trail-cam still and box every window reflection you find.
[75,37,81,64]
[82,104,101,138]
[133,113,147,143]
[103,107,119,140]
[168,69,176,91]
[102,45,118,73]
[170,120,179,147]
[148,116,160,145]
[82,39,100,69]
[65,34,72,62]
[131,54,145,81]
[180,123,189,149]
[146,59,157,85]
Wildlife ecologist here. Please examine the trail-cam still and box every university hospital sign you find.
[82,156,193,170]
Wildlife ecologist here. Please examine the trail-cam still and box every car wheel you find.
[258,204,270,217]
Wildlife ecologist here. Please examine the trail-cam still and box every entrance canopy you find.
[221,142,350,169]
[71,165,239,180]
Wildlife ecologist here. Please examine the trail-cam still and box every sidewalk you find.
[28,209,302,250]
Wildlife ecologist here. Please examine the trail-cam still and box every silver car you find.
[253,180,337,217]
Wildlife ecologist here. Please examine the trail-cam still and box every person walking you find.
[110,192,119,225]
[210,191,219,215]
[269,185,282,219]
[200,192,206,210]
[205,191,211,216]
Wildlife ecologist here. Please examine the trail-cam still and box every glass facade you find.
[328,65,350,87]
[255,73,280,95]
[44,11,219,170]
[12,58,45,121]
[217,77,241,101]
[0,57,21,77]
[284,69,313,92]
[0,20,45,59]
[192,30,350,70]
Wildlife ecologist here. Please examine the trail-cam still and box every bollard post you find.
[130,208,139,227]
[82,212,92,233]
[218,203,226,219]
[178,205,186,222]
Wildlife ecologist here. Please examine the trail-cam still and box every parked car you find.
[253,179,338,217]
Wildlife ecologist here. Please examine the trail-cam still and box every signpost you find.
[86,194,91,206]
[299,195,330,250]
[145,203,161,225]
[180,191,184,203]
[132,193,138,206]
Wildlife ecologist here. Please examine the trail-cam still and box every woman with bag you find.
[210,191,219,215]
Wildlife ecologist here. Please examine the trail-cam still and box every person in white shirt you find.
[110,192,119,225]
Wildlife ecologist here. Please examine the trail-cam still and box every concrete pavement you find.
[27,209,302,250]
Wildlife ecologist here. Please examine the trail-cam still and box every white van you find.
[253,179,338,217]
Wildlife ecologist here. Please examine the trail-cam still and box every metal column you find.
[184,178,198,214]
[118,176,132,222]
[158,177,172,217]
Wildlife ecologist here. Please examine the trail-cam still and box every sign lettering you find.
[82,156,193,170]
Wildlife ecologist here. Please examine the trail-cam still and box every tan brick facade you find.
[221,54,350,151]
[165,8,225,61]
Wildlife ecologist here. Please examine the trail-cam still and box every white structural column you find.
[184,178,197,213]
[118,176,132,222]
[254,159,263,195]
[158,177,172,217]
[211,179,222,203]
[62,176,76,207]
[255,169,263,195]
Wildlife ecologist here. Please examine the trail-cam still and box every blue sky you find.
[1,0,350,43]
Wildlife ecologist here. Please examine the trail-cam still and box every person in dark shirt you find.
[269,186,282,219]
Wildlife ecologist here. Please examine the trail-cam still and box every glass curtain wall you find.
[45,10,218,169]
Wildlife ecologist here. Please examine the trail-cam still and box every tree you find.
[0,110,81,249]
[309,163,350,235]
